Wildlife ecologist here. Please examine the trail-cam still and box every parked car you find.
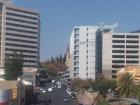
[71,93,76,99]
[66,88,73,96]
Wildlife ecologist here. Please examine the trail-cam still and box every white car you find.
[41,89,46,93]
[48,87,53,92]
[63,97,70,102]
[58,84,62,88]
[66,88,73,96]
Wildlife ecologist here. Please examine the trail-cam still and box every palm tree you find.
[117,72,137,97]
[136,84,140,103]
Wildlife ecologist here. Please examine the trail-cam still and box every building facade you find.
[0,0,40,74]
[70,26,101,79]
[102,31,140,78]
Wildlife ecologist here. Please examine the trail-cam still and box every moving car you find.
[58,84,62,88]
[41,89,46,93]
[48,87,53,92]
[63,97,70,102]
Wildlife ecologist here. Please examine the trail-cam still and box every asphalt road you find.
[35,82,78,105]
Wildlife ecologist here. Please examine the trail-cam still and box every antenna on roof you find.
[7,0,14,5]
[113,22,119,28]
[99,22,104,31]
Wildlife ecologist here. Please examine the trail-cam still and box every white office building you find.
[102,31,140,79]
[70,26,101,79]
[0,0,40,74]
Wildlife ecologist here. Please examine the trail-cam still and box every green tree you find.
[117,72,137,97]
[92,76,117,97]
[71,78,91,93]
[59,54,63,64]
[50,56,54,63]
[47,69,57,76]
[4,51,23,80]
[63,53,66,64]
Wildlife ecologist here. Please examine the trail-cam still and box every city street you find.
[34,81,78,105]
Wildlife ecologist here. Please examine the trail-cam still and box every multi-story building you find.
[70,26,102,79]
[0,0,40,74]
[102,31,140,78]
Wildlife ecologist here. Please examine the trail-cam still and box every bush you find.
[96,98,110,105]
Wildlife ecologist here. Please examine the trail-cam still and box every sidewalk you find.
[77,94,93,105]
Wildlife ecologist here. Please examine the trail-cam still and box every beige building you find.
[102,31,140,79]
[117,65,140,81]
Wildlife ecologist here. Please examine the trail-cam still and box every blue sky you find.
[13,0,140,60]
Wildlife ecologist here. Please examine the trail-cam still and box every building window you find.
[126,45,139,48]
[126,40,139,43]
[6,7,38,15]
[74,34,79,38]
[74,45,79,49]
[112,65,124,68]
[5,48,37,53]
[6,33,37,39]
[6,28,37,34]
[126,55,139,58]
[6,12,38,20]
[74,56,79,60]
[74,28,79,33]
[126,50,139,53]
[112,55,125,58]
[6,22,37,29]
[74,51,79,55]
[126,35,139,38]
[112,50,125,53]
[112,40,125,43]
[112,70,117,73]
[5,38,37,44]
[6,17,38,25]
[126,60,139,63]
[113,35,125,38]
[5,43,37,48]
[112,45,125,48]
[74,40,79,44]
[112,60,125,63]
[112,75,117,78]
